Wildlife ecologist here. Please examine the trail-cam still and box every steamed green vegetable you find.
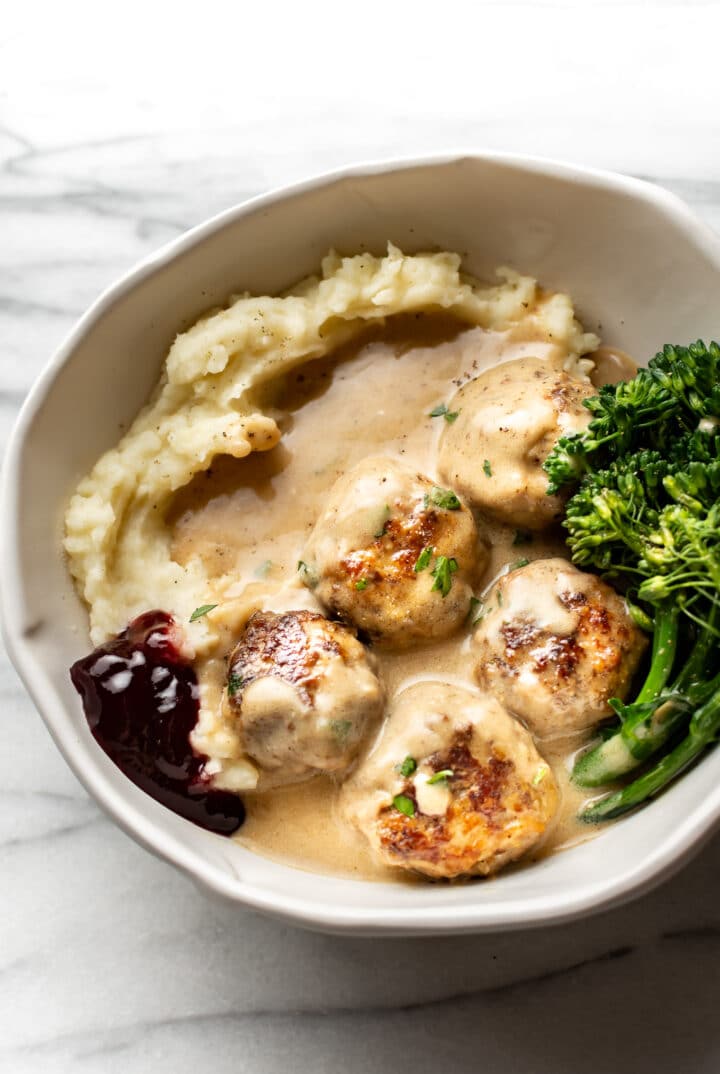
[544,341,720,822]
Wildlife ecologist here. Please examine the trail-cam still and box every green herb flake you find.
[414,545,434,573]
[429,403,460,423]
[398,755,417,778]
[427,769,453,785]
[297,559,318,587]
[355,578,369,591]
[497,591,504,608]
[425,486,461,511]
[431,555,459,598]
[533,766,548,786]
[512,529,533,546]
[227,672,244,697]
[331,719,352,741]
[483,459,492,478]
[509,557,530,571]
[392,794,416,818]
[468,596,484,625]
[190,603,217,622]
[374,503,391,538]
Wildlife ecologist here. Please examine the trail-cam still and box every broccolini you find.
[544,340,720,822]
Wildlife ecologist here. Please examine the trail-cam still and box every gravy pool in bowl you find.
[64,245,640,883]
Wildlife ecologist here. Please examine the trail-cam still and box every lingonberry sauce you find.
[70,610,244,835]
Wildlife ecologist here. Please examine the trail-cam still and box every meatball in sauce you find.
[302,456,486,648]
[343,682,558,880]
[473,558,648,737]
[438,357,595,529]
[226,609,384,785]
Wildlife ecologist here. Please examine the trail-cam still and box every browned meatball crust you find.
[438,356,595,529]
[226,610,383,783]
[473,558,648,736]
[301,457,487,648]
[342,682,557,879]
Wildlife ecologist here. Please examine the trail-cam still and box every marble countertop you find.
[3,3,720,1071]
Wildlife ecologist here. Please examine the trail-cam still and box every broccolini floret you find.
[545,340,720,494]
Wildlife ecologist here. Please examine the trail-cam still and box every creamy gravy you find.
[168,315,636,882]
[590,345,637,387]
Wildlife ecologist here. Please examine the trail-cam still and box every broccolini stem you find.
[579,684,720,822]
[572,607,680,787]
[619,694,692,764]
[676,619,718,700]
[635,606,680,704]
[572,695,690,788]
[571,728,642,788]
[573,660,720,790]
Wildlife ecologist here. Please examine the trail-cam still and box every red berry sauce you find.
[70,610,244,835]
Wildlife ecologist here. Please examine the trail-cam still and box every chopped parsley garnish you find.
[533,766,549,786]
[392,794,416,818]
[331,719,352,741]
[483,459,492,478]
[414,546,434,572]
[468,596,483,625]
[512,529,533,546]
[429,403,460,423]
[425,486,461,511]
[427,769,453,785]
[497,590,504,607]
[355,578,369,591]
[189,604,217,622]
[398,755,417,778]
[227,672,244,697]
[509,557,530,571]
[431,555,459,597]
[374,504,391,538]
[297,560,317,586]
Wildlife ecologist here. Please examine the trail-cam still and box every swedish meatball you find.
[473,558,647,737]
[438,357,594,529]
[342,682,557,879]
[301,457,486,648]
[225,610,383,784]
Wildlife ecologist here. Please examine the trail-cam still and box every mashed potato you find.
[64,245,598,790]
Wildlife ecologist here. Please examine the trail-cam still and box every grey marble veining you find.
[13,938,720,1074]
[3,4,720,1070]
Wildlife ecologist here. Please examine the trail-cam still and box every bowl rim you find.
[3,149,720,934]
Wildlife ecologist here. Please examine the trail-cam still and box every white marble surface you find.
[3,2,720,1071]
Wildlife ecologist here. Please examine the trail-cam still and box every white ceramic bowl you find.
[4,152,720,935]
